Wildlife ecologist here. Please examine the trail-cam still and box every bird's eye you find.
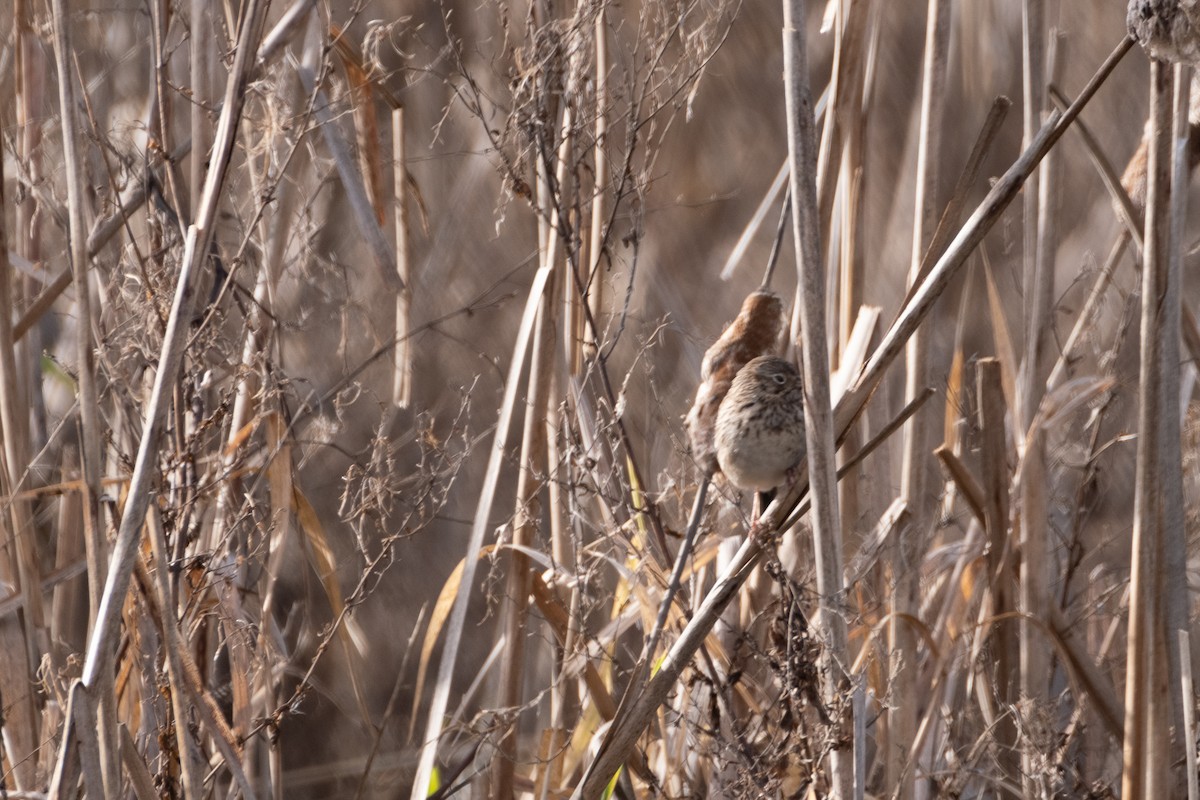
[772,373,787,385]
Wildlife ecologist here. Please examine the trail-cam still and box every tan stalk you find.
[49,449,86,655]
[0,109,41,796]
[1122,56,1171,799]
[782,0,851,795]
[583,6,609,367]
[190,0,209,215]
[545,370,576,734]
[1157,60,1193,798]
[891,0,948,794]
[48,0,112,791]
[1018,14,1056,796]
[393,106,413,408]
[1019,0,1046,432]
[976,358,1019,780]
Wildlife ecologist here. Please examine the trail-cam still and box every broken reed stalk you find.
[975,358,1018,774]
[1122,56,1171,799]
[893,0,949,793]
[569,34,1133,799]
[46,1,269,792]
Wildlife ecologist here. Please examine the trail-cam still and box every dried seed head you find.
[1128,0,1200,65]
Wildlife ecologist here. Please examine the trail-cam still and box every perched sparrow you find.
[714,355,806,492]
[684,290,787,474]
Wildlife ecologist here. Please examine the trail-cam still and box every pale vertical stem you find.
[892,2,948,796]
[50,0,114,790]
[191,0,209,216]
[1019,0,1044,431]
[585,6,608,365]
[234,152,284,798]
[1122,57,1171,800]
[546,370,573,729]
[1019,20,1054,793]
[1159,61,1192,799]
[14,0,47,460]
[0,106,41,796]
[14,0,42,272]
[783,1,850,796]
[151,0,187,227]
[392,106,413,408]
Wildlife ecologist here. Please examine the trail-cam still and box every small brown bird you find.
[714,355,806,492]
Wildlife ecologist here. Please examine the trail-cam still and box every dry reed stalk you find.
[831,12,874,718]
[974,359,1019,775]
[13,0,46,496]
[784,0,851,796]
[892,1,949,793]
[48,0,109,791]
[1182,629,1199,800]
[190,0,209,215]
[813,0,870,273]
[1020,0,1047,432]
[393,106,413,408]
[584,6,609,365]
[1018,25,1057,793]
[0,114,42,797]
[1122,56,1172,799]
[493,226,559,798]
[1158,59,1193,799]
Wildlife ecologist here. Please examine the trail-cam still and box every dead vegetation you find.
[2,0,1199,798]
